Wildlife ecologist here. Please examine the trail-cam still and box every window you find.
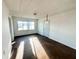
[17,21,35,31]
[29,22,34,30]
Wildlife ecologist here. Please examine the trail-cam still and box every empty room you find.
[2,0,76,59]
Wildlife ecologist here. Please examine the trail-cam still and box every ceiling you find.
[4,0,76,19]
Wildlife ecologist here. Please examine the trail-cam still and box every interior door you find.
[8,17,14,41]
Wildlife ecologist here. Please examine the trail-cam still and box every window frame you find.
[17,21,35,31]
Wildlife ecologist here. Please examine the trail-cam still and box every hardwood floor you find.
[11,34,76,59]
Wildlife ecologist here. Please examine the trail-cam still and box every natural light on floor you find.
[15,41,24,59]
[29,37,49,59]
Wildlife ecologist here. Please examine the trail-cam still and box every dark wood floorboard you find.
[11,34,76,59]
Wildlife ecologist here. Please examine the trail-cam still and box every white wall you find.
[38,9,76,49]
[38,19,44,35]
[38,18,50,37]
[2,1,11,59]
[49,9,76,49]
[12,17,38,36]
[43,19,50,37]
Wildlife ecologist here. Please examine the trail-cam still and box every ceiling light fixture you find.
[33,12,37,15]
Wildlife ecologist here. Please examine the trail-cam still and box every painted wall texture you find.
[38,9,76,49]
[2,1,11,59]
